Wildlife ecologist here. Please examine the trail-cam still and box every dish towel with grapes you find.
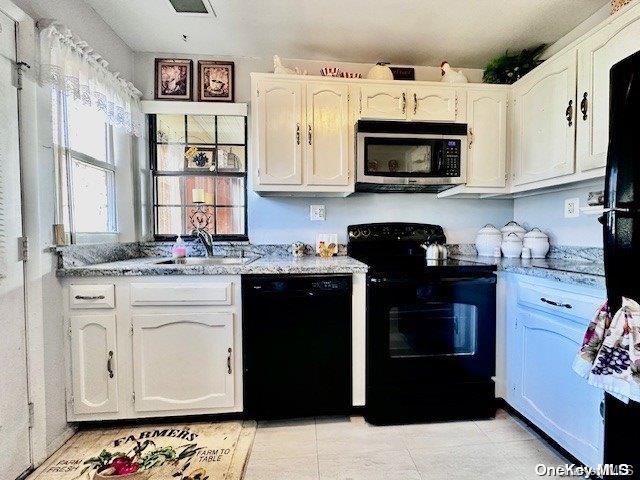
[573,297,640,403]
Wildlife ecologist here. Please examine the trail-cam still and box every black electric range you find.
[347,223,497,425]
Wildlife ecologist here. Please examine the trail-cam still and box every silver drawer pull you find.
[75,295,106,300]
[540,297,572,309]
[107,350,114,378]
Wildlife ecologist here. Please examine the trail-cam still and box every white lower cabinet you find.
[70,314,119,414]
[502,273,604,469]
[65,277,242,421]
[132,312,235,412]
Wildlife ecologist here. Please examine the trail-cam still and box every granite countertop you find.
[57,255,369,277]
[450,254,605,289]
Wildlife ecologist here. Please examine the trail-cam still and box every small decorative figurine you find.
[440,61,468,83]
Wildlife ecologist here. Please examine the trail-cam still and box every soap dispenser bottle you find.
[172,235,187,262]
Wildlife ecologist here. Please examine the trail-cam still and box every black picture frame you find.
[155,58,193,101]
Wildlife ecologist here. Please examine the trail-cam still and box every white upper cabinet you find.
[512,50,577,186]
[132,312,235,412]
[409,86,459,122]
[306,82,350,186]
[70,314,119,415]
[359,84,407,120]
[466,89,508,187]
[255,79,304,185]
[577,12,640,172]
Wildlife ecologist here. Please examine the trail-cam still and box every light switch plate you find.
[564,198,580,218]
[310,205,326,221]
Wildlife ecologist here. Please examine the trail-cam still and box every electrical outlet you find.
[564,198,580,218]
[310,205,326,221]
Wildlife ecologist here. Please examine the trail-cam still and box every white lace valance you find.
[39,23,143,137]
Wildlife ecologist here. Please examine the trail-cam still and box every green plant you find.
[483,45,547,84]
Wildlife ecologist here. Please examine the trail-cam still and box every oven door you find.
[356,132,467,186]
[367,273,496,385]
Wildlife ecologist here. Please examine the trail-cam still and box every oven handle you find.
[369,275,495,285]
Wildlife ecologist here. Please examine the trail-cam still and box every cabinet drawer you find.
[517,281,601,324]
[70,284,115,309]
[130,282,233,306]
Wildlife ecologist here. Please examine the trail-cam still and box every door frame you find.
[0,0,66,469]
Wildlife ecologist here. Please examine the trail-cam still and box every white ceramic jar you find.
[475,224,503,256]
[500,221,526,240]
[501,232,524,258]
[523,227,550,259]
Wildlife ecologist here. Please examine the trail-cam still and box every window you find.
[150,114,247,240]
[55,95,117,240]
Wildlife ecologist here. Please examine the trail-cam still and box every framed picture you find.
[198,60,234,102]
[184,146,215,171]
[390,66,415,81]
[155,58,193,101]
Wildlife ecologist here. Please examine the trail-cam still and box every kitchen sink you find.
[155,256,257,266]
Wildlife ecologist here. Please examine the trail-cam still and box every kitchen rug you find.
[28,420,256,480]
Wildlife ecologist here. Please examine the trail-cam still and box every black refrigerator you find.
[602,50,640,478]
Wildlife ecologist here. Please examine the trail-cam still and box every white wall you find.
[514,182,604,247]
[10,0,136,457]
[134,52,512,244]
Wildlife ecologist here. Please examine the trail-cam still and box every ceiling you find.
[84,0,608,68]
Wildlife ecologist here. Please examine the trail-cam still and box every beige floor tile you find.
[244,453,320,480]
[475,416,537,443]
[251,419,317,460]
[410,443,525,480]
[402,420,492,450]
[316,417,405,456]
[319,449,420,480]
[498,439,567,478]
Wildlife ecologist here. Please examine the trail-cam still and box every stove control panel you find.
[348,223,446,244]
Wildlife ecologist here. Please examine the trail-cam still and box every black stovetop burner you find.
[347,222,495,275]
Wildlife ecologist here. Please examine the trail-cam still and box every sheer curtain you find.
[39,22,143,137]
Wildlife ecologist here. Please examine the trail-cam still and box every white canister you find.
[500,221,526,240]
[475,224,503,256]
[523,227,550,259]
[501,232,524,258]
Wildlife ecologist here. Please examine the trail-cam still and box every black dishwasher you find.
[242,275,352,420]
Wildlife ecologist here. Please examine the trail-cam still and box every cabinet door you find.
[408,86,458,122]
[577,14,640,172]
[256,80,304,185]
[466,89,508,187]
[132,312,235,412]
[512,51,577,185]
[306,82,350,185]
[70,314,118,414]
[359,85,407,120]
[513,310,603,469]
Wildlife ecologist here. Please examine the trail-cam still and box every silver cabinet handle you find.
[580,92,588,121]
[75,295,106,300]
[296,123,300,145]
[308,124,312,145]
[468,128,474,149]
[227,347,232,374]
[540,297,572,309]
[107,350,114,378]
[402,92,407,114]
[413,93,418,114]
[565,100,573,127]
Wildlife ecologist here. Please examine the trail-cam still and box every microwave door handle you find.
[436,146,444,172]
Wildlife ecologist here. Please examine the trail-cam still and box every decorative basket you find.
[320,67,341,77]
[611,0,633,13]
[340,71,362,78]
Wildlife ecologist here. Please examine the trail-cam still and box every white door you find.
[577,13,640,172]
[514,310,604,470]
[0,10,31,479]
[408,86,458,122]
[306,82,350,186]
[255,80,304,185]
[513,51,577,185]
[466,89,508,187]
[132,312,235,412]
[358,85,407,120]
[70,314,119,414]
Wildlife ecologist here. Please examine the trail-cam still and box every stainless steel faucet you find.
[194,229,214,257]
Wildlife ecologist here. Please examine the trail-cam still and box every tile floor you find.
[243,409,569,480]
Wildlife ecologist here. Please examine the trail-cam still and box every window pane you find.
[155,206,183,235]
[217,116,245,143]
[216,207,244,235]
[71,159,114,232]
[187,115,215,144]
[156,144,187,171]
[67,98,107,162]
[156,176,216,205]
[186,205,215,234]
[216,145,245,172]
[215,177,245,206]
[156,114,185,143]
